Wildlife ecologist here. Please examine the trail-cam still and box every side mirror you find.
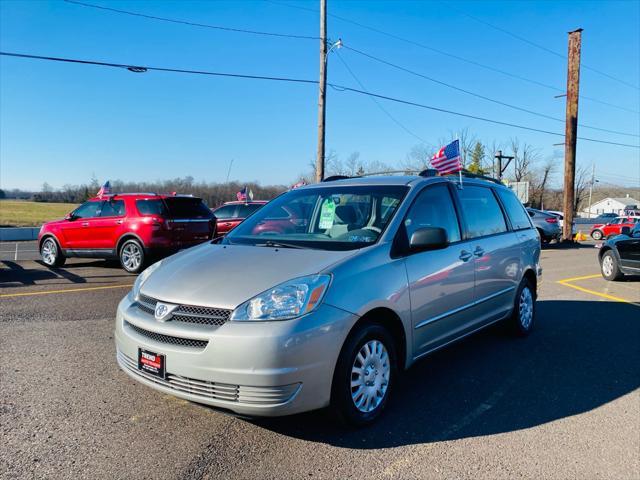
[621,226,631,236]
[65,212,76,221]
[409,227,448,252]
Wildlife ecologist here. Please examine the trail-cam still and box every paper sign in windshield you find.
[319,199,336,229]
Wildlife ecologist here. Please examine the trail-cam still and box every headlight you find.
[230,274,331,321]
[130,260,163,301]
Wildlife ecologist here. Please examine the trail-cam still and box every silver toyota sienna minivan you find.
[114,173,541,425]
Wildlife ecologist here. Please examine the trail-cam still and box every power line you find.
[343,45,639,138]
[334,51,429,144]
[1,51,638,149]
[449,3,640,91]
[266,0,640,114]
[63,0,319,40]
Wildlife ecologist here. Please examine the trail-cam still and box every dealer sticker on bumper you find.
[138,348,166,379]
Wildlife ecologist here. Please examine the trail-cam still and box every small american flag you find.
[431,140,462,175]
[96,180,111,197]
[236,186,248,202]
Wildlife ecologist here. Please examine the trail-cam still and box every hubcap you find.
[602,255,614,277]
[350,339,390,413]
[41,239,56,265]
[121,243,141,271]
[519,287,534,330]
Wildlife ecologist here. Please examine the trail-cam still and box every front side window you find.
[458,186,507,238]
[496,189,532,231]
[226,185,408,251]
[404,184,461,243]
[72,201,101,219]
[100,200,125,217]
[237,203,264,218]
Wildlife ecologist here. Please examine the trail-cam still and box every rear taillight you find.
[545,218,558,224]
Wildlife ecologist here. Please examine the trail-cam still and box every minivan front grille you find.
[124,321,208,349]
[135,294,231,327]
[117,350,301,406]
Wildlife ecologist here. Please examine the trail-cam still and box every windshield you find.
[225,185,408,250]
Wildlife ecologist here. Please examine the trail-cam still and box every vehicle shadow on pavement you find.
[251,300,640,448]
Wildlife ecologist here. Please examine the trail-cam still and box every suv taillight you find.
[545,218,558,224]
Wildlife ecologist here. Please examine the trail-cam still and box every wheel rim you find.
[121,243,141,271]
[519,287,534,330]
[602,255,614,277]
[41,239,56,265]
[593,231,602,240]
[350,339,390,413]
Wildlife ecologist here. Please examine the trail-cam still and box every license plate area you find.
[138,348,166,379]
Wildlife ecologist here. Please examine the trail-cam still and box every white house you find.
[582,195,639,217]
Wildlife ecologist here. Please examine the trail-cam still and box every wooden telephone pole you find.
[315,0,327,182]
[562,28,582,241]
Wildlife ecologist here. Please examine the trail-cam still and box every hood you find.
[140,243,356,309]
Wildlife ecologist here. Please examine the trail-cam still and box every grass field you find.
[0,200,78,227]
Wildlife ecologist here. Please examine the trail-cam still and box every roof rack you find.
[320,168,503,185]
[445,170,503,185]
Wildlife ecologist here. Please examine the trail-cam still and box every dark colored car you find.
[590,216,640,240]
[598,224,640,280]
[526,208,561,244]
[212,201,267,235]
[39,194,216,273]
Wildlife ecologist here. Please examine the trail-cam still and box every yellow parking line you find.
[557,274,638,305]
[0,283,133,298]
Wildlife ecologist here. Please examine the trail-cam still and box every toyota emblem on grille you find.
[154,302,177,322]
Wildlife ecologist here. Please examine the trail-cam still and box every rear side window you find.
[100,200,125,217]
[458,186,507,238]
[214,205,238,219]
[237,203,264,217]
[496,189,532,231]
[164,198,213,219]
[136,199,168,216]
[404,184,461,243]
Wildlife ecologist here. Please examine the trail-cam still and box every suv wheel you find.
[331,323,397,426]
[591,230,603,240]
[40,237,66,267]
[119,239,145,273]
[600,251,623,281]
[508,278,536,336]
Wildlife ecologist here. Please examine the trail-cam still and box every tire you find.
[40,237,66,267]
[119,239,145,274]
[330,323,397,426]
[537,229,549,246]
[591,230,603,241]
[600,250,623,281]
[507,278,536,336]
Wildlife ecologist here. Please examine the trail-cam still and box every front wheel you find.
[40,237,66,267]
[331,323,397,426]
[119,239,145,273]
[601,251,623,281]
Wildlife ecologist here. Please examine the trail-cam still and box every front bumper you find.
[114,295,357,417]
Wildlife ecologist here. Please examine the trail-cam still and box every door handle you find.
[115,220,124,224]
[459,250,473,262]
[82,222,90,227]
[223,222,232,226]
[474,246,485,257]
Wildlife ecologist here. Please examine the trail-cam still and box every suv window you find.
[136,199,168,216]
[164,198,213,219]
[237,203,264,218]
[404,184,461,243]
[497,189,532,231]
[214,205,238,219]
[100,200,125,217]
[458,186,507,238]
[72,201,102,219]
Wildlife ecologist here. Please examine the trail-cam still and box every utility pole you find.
[587,163,596,218]
[562,28,582,241]
[315,0,327,183]
[494,150,514,182]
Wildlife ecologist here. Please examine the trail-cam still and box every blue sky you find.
[1,0,639,191]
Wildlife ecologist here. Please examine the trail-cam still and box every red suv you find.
[38,194,216,273]
[590,216,640,240]
[212,201,267,235]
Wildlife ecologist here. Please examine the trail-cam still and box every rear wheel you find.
[591,230,603,240]
[507,278,536,336]
[600,251,623,281]
[119,239,145,273]
[331,323,397,426]
[40,237,66,267]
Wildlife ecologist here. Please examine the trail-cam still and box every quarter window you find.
[136,199,168,216]
[496,189,532,231]
[404,184,461,243]
[458,186,507,238]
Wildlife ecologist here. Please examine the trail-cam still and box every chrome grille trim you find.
[134,295,231,327]
[117,351,300,405]
[124,321,208,349]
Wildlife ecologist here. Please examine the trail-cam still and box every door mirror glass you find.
[409,227,448,252]
[621,226,631,236]
[65,212,76,221]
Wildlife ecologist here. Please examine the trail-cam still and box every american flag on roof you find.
[96,180,111,198]
[431,140,462,175]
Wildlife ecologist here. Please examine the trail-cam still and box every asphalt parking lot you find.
[1,244,639,479]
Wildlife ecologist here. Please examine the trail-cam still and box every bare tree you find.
[509,138,541,182]
[529,157,557,209]
[574,165,590,213]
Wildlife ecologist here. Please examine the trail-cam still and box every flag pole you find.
[457,137,463,188]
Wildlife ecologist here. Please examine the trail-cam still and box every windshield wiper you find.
[255,240,306,249]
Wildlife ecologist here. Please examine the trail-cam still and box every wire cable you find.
[334,51,429,144]
[1,51,638,148]
[343,45,639,138]
[64,0,320,40]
